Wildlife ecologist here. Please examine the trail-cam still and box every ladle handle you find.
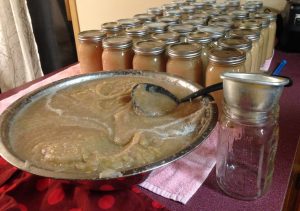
[179,82,223,103]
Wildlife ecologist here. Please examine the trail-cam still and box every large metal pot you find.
[0,70,218,189]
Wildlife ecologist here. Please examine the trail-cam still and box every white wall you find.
[76,0,287,31]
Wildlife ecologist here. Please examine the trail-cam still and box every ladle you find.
[131,82,223,117]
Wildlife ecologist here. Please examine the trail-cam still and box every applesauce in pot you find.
[8,75,214,179]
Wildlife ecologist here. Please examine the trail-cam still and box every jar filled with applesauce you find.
[133,13,156,24]
[230,29,261,73]
[147,7,163,18]
[239,21,264,70]
[143,22,168,34]
[187,31,213,84]
[166,43,202,84]
[151,31,180,45]
[190,2,204,13]
[78,30,106,74]
[182,18,207,28]
[101,22,122,37]
[179,5,196,20]
[262,12,277,60]
[252,16,270,66]
[125,26,149,43]
[162,3,178,11]
[218,36,252,72]
[164,9,183,18]
[198,26,226,44]
[208,18,234,33]
[205,47,245,114]
[102,36,134,70]
[117,18,141,30]
[168,24,196,42]
[133,40,166,72]
[157,17,179,27]
[231,10,249,27]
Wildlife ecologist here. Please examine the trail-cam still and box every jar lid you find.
[226,0,240,7]
[172,0,188,7]
[164,9,183,17]
[205,9,221,18]
[152,31,180,45]
[147,7,163,16]
[186,0,196,2]
[238,20,262,30]
[243,4,257,12]
[245,0,263,9]
[198,26,225,40]
[102,36,133,49]
[134,13,156,23]
[162,3,178,11]
[125,26,149,36]
[203,0,217,4]
[190,2,204,9]
[78,30,106,41]
[188,13,209,20]
[208,47,246,65]
[218,36,252,51]
[252,16,270,28]
[143,22,168,33]
[229,29,260,41]
[133,40,165,55]
[101,22,122,32]
[187,31,213,44]
[157,16,179,25]
[208,19,234,30]
[167,43,201,58]
[182,18,207,27]
[214,3,227,10]
[117,18,141,29]
[232,10,249,19]
[179,5,196,13]
[168,24,196,34]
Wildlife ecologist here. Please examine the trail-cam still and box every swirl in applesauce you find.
[9,76,213,178]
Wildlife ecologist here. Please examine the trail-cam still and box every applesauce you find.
[102,36,134,70]
[9,75,214,178]
[206,47,245,115]
[133,40,166,72]
[166,43,202,84]
[218,36,252,72]
[229,29,261,73]
[78,30,106,74]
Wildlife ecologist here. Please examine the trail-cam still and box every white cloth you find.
[0,0,43,92]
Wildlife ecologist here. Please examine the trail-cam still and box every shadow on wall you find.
[27,0,77,74]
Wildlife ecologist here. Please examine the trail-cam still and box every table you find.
[0,50,299,211]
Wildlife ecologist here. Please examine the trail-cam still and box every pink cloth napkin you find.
[140,128,217,204]
[0,64,218,204]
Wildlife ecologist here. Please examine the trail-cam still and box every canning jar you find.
[218,36,252,72]
[182,18,207,28]
[117,18,141,30]
[239,21,264,70]
[205,47,245,114]
[78,30,106,74]
[162,3,178,11]
[230,29,261,73]
[147,7,163,18]
[168,24,196,42]
[151,31,180,45]
[125,26,149,43]
[231,10,250,27]
[157,16,179,26]
[102,36,134,70]
[166,43,202,84]
[190,2,204,13]
[263,12,277,60]
[179,5,196,20]
[253,16,270,66]
[164,9,183,18]
[187,31,213,84]
[101,22,122,37]
[143,22,168,34]
[133,40,166,72]
[133,13,156,24]
[216,72,289,200]
[226,0,240,12]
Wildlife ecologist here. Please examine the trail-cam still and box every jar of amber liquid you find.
[166,43,202,84]
[101,22,122,37]
[133,40,166,72]
[78,30,106,74]
[218,36,252,72]
[264,12,277,60]
[102,36,134,70]
[205,47,246,115]
[187,31,213,85]
[230,29,261,73]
